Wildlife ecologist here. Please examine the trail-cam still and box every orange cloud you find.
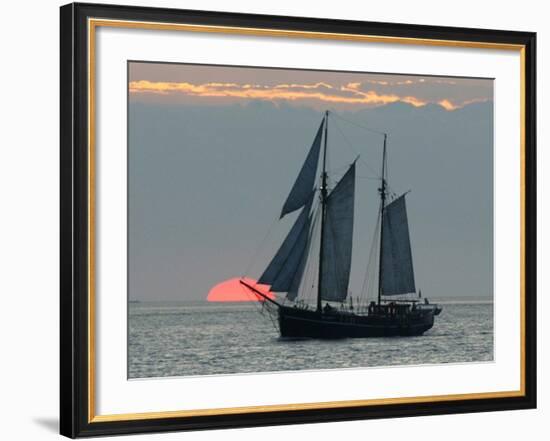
[344,82,361,89]
[439,97,490,111]
[274,82,333,90]
[438,99,458,111]
[129,80,471,111]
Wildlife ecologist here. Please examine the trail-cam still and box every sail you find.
[259,196,314,293]
[280,120,324,218]
[380,195,416,296]
[320,162,355,302]
[287,210,318,301]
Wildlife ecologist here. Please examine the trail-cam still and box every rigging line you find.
[266,303,280,332]
[305,203,323,305]
[331,114,402,197]
[331,112,387,137]
[241,190,317,278]
[241,215,279,278]
[362,253,375,308]
[360,247,372,303]
[371,211,383,303]
[237,283,279,332]
[299,206,321,304]
[292,201,318,302]
[386,144,390,198]
[357,176,381,180]
[307,212,322,305]
[326,170,349,187]
[360,211,381,303]
[330,117,380,179]
[326,163,352,175]
[307,252,320,305]
[304,205,321,303]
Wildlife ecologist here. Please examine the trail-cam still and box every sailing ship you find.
[240,111,441,338]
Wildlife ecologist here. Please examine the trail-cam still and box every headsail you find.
[319,162,356,302]
[380,194,416,296]
[258,195,314,294]
[280,120,324,218]
[287,209,318,301]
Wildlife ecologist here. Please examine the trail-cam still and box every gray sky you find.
[128,62,493,301]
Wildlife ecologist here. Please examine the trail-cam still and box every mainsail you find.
[280,120,324,218]
[258,196,314,294]
[380,194,416,296]
[319,162,356,302]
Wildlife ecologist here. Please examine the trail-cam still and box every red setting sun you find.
[207,277,275,302]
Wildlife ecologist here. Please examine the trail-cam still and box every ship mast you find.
[317,110,329,313]
[377,134,387,305]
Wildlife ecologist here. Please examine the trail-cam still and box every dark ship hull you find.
[278,305,434,339]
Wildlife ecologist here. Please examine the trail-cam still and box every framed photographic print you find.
[60,2,537,438]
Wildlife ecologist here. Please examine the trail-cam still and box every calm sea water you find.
[128,300,493,379]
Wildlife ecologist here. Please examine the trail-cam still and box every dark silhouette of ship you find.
[241,111,441,338]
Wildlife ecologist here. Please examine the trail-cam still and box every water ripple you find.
[129,302,493,378]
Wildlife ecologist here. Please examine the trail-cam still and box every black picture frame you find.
[60,2,537,438]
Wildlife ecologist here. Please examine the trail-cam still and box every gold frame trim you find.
[87,18,527,424]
